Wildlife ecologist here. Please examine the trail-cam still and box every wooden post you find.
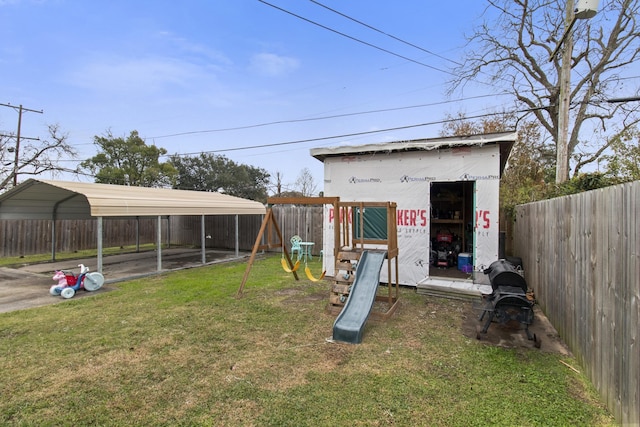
[237,208,300,297]
[238,197,341,296]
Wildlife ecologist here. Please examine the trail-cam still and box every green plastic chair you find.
[290,235,302,260]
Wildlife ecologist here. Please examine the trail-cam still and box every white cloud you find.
[250,53,299,77]
[67,55,212,94]
[156,31,232,67]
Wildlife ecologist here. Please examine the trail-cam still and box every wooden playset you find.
[237,197,399,320]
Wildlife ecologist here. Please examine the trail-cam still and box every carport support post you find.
[167,215,171,249]
[235,214,239,257]
[157,215,162,272]
[201,215,206,264]
[136,216,140,252]
[97,216,103,273]
[51,216,57,262]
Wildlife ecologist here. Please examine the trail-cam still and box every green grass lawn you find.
[0,255,613,426]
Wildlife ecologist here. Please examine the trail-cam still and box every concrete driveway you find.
[0,249,246,314]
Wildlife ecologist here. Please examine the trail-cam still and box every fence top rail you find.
[267,197,340,206]
[339,201,397,208]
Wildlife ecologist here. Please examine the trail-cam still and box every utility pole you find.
[0,102,43,186]
[556,0,574,184]
[550,0,599,184]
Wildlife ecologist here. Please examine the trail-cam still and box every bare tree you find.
[269,171,285,196]
[294,167,318,197]
[449,0,640,182]
[440,112,553,207]
[439,111,517,136]
[0,124,77,191]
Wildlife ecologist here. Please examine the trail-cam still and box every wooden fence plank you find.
[514,182,640,426]
[0,207,324,259]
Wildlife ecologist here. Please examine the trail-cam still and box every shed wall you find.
[321,145,501,285]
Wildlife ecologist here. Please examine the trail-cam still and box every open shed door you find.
[429,181,474,279]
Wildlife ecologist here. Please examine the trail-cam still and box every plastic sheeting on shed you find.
[313,132,515,286]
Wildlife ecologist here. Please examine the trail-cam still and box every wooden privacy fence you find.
[0,206,324,258]
[163,206,323,255]
[270,205,324,256]
[0,218,162,257]
[514,181,639,426]
[168,215,266,251]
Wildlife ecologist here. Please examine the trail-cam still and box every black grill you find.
[478,259,540,346]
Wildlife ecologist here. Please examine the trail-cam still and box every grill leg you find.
[479,297,493,321]
[481,309,495,333]
[524,324,533,340]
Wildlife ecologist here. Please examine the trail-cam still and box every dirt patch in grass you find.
[460,300,572,355]
[276,280,571,358]
[278,281,572,357]
[279,289,327,305]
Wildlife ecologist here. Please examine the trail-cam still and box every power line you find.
[257,0,453,75]
[58,97,518,165]
[149,93,510,139]
[168,106,543,158]
[309,0,462,66]
[607,96,640,103]
[257,1,516,92]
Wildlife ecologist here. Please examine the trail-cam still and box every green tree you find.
[223,161,270,202]
[80,130,176,187]
[499,121,554,216]
[550,172,617,198]
[170,153,269,202]
[602,126,640,183]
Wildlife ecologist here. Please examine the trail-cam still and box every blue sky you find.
[2,1,514,192]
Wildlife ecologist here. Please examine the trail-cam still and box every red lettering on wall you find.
[396,209,428,227]
[410,210,417,226]
[328,208,429,227]
[328,207,352,223]
[475,210,491,229]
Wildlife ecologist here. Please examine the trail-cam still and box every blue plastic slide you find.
[332,250,387,344]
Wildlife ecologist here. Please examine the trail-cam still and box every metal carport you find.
[0,179,266,273]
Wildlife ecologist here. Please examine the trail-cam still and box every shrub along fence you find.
[0,206,325,258]
[514,181,639,426]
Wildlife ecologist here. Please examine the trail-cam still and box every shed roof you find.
[0,179,266,220]
[311,131,517,174]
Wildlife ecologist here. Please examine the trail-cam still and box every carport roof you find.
[0,179,266,220]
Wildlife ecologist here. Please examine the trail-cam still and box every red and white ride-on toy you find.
[49,264,105,299]
[434,229,459,268]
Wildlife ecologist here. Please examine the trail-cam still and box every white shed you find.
[311,131,516,295]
